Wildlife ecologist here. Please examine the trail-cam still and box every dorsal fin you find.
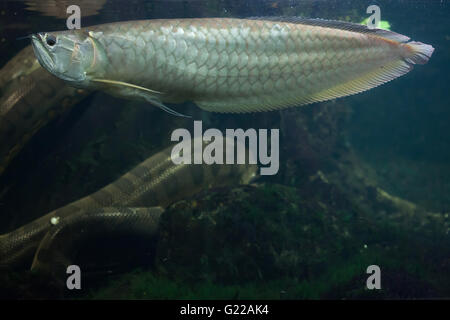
[246,17,410,43]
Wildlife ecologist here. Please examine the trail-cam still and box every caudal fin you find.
[404,41,434,65]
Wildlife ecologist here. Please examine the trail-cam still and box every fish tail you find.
[403,41,435,65]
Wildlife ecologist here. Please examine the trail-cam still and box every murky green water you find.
[0,0,449,299]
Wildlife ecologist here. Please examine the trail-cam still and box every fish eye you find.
[46,34,56,46]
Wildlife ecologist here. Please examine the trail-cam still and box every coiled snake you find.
[0,137,257,274]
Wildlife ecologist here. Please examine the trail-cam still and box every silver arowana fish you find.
[31,17,434,115]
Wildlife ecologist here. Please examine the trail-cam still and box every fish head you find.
[31,30,103,85]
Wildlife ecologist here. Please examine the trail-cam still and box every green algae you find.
[81,183,449,300]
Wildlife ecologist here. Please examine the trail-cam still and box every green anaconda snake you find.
[0,45,88,176]
[0,137,258,272]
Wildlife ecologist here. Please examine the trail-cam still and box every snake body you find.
[0,137,257,269]
[0,46,88,176]
[30,207,164,274]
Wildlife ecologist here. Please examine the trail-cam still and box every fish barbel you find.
[30,17,434,114]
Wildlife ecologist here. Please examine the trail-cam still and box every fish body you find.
[31,17,434,114]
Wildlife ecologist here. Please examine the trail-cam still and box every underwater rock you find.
[325,150,450,234]
[151,178,449,298]
[156,183,365,283]
[279,100,352,185]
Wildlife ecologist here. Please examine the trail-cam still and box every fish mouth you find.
[31,33,55,73]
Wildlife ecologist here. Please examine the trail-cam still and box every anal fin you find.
[92,79,163,95]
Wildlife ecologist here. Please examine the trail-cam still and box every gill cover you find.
[31,30,105,85]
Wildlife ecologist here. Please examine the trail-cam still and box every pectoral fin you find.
[91,78,191,118]
[143,96,192,118]
[91,78,163,95]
